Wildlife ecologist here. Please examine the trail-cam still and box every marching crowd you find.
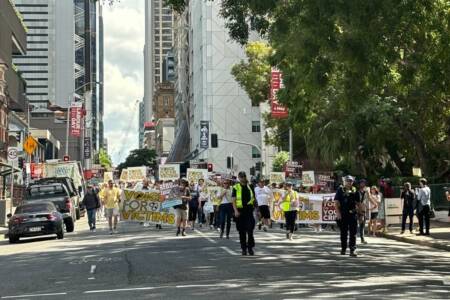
[80,172,434,257]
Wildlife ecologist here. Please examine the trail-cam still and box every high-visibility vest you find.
[281,191,298,212]
[234,183,255,208]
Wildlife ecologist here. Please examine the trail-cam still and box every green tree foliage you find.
[117,148,157,173]
[231,41,272,106]
[272,151,289,172]
[98,148,112,169]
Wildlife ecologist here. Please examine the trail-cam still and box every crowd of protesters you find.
[83,173,434,257]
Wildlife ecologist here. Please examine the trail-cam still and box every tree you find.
[98,148,112,169]
[117,148,157,173]
[231,41,272,106]
[272,151,289,172]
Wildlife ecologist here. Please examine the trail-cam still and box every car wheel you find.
[57,228,64,239]
[9,235,19,243]
[65,218,75,232]
[76,207,81,220]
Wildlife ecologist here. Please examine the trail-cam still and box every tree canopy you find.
[117,148,157,173]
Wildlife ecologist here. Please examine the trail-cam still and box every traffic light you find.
[255,162,262,171]
[18,157,24,169]
[63,155,70,162]
[207,163,213,172]
[211,134,218,148]
[250,167,255,176]
[226,156,233,169]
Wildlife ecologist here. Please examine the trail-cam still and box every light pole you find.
[65,81,102,158]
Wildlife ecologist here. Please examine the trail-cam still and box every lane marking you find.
[194,229,217,244]
[84,287,158,294]
[220,246,238,256]
[1,292,67,299]
[176,283,241,288]
[90,265,96,274]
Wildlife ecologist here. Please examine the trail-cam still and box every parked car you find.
[31,177,84,219]
[24,183,76,232]
[7,202,64,243]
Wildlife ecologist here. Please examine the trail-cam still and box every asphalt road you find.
[1,218,450,300]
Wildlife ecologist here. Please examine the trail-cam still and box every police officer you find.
[232,171,256,256]
[335,175,360,257]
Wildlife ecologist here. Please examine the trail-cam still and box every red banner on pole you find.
[70,102,83,137]
[270,68,288,119]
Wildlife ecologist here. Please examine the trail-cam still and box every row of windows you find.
[14,63,48,66]
[20,11,49,15]
[27,41,48,45]
[27,33,48,37]
[15,4,49,7]
[23,19,49,22]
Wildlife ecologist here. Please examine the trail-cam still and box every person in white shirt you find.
[417,178,431,235]
[255,179,273,231]
[217,180,233,238]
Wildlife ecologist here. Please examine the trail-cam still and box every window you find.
[252,121,261,133]
[252,146,261,159]
[163,96,169,108]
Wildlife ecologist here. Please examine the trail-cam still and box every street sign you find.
[84,137,91,159]
[7,147,19,162]
[23,136,38,155]
[200,121,209,149]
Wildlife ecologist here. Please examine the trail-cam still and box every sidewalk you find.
[382,210,450,251]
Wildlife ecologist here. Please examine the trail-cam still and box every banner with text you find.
[121,189,175,225]
[271,192,336,224]
[187,168,208,183]
[127,166,147,182]
[69,102,83,137]
[270,68,288,119]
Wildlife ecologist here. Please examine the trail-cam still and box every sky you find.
[103,0,145,165]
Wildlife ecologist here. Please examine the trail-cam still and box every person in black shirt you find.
[400,182,416,234]
[232,171,256,256]
[335,175,360,257]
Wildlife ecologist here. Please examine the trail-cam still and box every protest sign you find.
[207,186,222,205]
[160,182,177,196]
[161,199,183,209]
[270,172,285,184]
[302,171,315,187]
[104,171,113,183]
[121,189,175,225]
[159,164,180,181]
[187,168,208,183]
[119,169,128,182]
[127,166,147,182]
[270,192,336,224]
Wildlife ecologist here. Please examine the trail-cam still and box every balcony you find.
[5,68,26,112]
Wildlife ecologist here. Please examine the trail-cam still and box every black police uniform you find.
[335,186,359,254]
[232,184,256,254]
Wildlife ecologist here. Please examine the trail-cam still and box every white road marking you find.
[1,292,67,299]
[90,264,96,274]
[194,229,217,244]
[88,277,95,280]
[84,287,159,294]
[176,283,241,288]
[220,246,238,256]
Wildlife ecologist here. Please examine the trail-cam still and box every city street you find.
[1,220,450,299]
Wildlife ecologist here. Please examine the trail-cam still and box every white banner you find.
[159,164,180,181]
[270,172,285,184]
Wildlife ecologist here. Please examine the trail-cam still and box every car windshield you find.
[15,203,53,214]
[26,186,67,200]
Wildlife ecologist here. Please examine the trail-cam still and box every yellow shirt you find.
[102,187,120,209]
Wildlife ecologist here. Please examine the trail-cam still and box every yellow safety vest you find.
[281,191,298,212]
[234,183,255,208]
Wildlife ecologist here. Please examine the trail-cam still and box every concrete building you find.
[143,0,174,124]
[29,128,60,160]
[162,49,175,82]
[143,121,156,150]
[138,101,145,148]
[155,118,175,158]
[153,82,175,120]
[13,0,75,109]
[98,3,105,150]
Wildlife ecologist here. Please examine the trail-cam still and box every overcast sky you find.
[103,0,144,165]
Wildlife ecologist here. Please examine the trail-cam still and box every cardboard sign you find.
[127,166,147,182]
[159,164,180,181]
[270,172,285,184]
[104,171,113,183]
[187,168,208,183]
[302,171,315,187]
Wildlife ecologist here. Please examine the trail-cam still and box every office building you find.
[143,0,174,124]
[138,101,145,148]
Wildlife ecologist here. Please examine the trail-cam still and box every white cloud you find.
[103,0,144,165]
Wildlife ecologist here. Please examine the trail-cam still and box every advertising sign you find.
[270,68,288,119]
[187,168,208,183]
[69,102,83,137]
[200,121,209,149]
[159,164,180,181]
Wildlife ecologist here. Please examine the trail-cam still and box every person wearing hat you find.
[279,182,299,240]
[334,175,360,257]
[232,171,256,255]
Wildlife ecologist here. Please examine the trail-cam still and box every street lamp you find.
[65,81,102,157]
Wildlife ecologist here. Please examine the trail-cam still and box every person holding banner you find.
[335,175,360,257]
[232,172,256,256]
[217,180,233,239]
[280,183,299,240]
